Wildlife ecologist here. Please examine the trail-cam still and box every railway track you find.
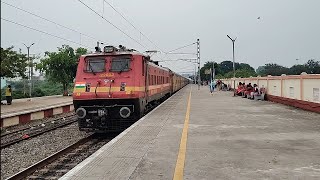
[1,115,77,149]
[6,133,116,180]
[3,95,168,179]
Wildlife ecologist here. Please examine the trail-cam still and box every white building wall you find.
[222,74,320,104]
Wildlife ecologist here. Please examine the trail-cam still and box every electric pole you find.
[194,64,197,84]
[23,43,35,98]
[212,61,215,82]
[227,35,236,96]
[197,39,200,90]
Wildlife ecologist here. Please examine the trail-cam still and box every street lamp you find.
[23,43,35,98]
[227,35,236,96]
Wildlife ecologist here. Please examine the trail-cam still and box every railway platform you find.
[1,95,73,128]
[61,84,320,179]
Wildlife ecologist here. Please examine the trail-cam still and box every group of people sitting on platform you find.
[236,82,265,100]
[205,80,229,91]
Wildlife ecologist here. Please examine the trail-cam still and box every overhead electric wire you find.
[77,0,146,49]
[158,58,197,62]
[80,0,195,66]
[102,0,200,65]
[166,42,196,53]
[102,0,167,53]
[1,17,91,49]
[1,1,105,44]
[166,52,197,55]
[102,0,183,64]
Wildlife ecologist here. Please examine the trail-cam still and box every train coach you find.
[73,45,189,133]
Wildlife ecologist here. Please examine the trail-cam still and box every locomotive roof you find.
[81,50,180,74]
[83,51,145,57]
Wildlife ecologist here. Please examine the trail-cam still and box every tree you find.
[239,63,255,72]
[36,45,87,95]
[305,59,320,74]
[200,61,218,81]
[256,63,289,76]
[256,66,266,76]
[200,60,256,80]
[289,65,308,75]
[0,46,28,78]
[224,68,257,78]
[218,61,234,75]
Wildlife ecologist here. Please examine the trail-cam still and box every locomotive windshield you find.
[84,57,106,73]
[110,57,131,72]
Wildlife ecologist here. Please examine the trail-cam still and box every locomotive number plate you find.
[99,73,114,77]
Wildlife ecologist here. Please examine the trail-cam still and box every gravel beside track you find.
[1,115,77,148]
[27,135,113,179]
[1,123,88,180]
[1,112,75,136]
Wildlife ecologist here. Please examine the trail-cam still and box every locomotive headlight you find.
[104,46,115,53]
[119,107,131,118]
[76,107,86,119]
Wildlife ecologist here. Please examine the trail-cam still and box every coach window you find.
[110,56,131,72]
[151,75,153,85]
[84,57,106,73]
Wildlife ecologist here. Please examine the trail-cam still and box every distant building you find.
[7,77,23,82]
[1,77,7,88]
[33,75,46,81]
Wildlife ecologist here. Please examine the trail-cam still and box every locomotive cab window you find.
[84,58,106,73]
[110,57,131,72]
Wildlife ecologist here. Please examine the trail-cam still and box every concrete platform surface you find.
[61,85,320,180]
[1,95,72,118]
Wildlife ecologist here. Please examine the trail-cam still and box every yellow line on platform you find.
[173,87,192,180]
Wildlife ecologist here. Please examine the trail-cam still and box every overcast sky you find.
[1,0,320,74]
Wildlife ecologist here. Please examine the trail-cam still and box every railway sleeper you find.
[28,175,59,180]
[46,162,77,169]
[56,163,78,167]
[32,169,69,176]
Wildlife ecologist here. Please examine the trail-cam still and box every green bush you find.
[32,88,45,97]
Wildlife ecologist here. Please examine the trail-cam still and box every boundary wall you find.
[222,74,320,113]
[1,102,74,128]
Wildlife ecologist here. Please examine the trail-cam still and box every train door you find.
[144,56,149,103]
[169,70,174,94]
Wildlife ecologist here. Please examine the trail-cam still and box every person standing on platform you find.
[5,85,12,105]
[209,79,216,95]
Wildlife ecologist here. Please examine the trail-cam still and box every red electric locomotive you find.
[73,45,188,132]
